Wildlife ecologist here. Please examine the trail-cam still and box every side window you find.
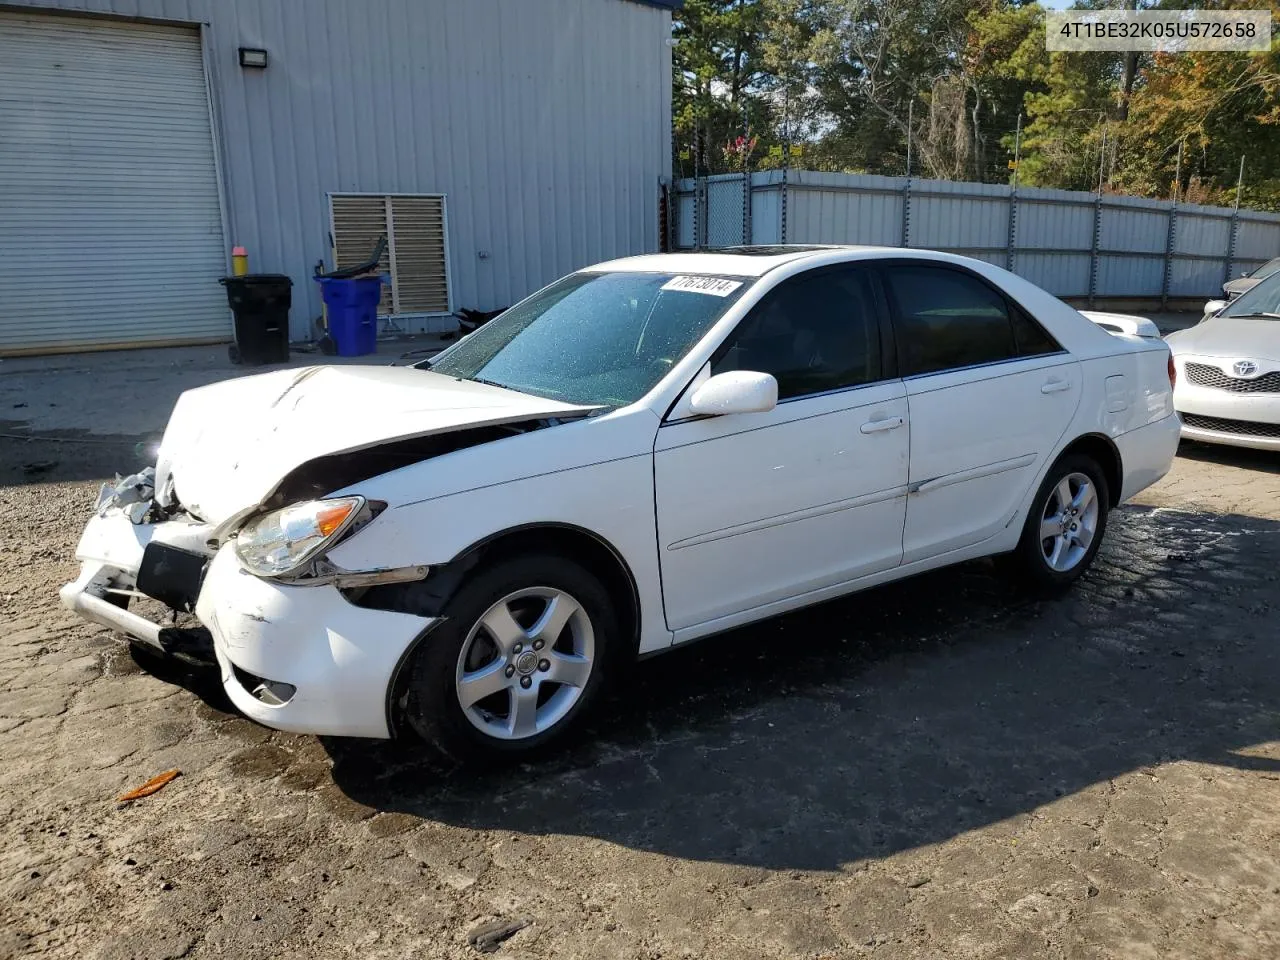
[1011,305,1061,357]
[883,265,1017,376]
[711,268,881,400]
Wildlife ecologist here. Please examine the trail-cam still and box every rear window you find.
[883,265,1061,375]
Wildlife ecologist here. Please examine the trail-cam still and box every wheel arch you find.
[1056,432,1123,507]
[375,522,642,738]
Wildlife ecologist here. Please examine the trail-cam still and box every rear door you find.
[880,262,1081,564]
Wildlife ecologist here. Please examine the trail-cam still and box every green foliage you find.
[672,0,777,176]
[669,0,1280,211]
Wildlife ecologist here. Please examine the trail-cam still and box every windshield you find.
[1221,270,1280,319]
[1254,257,1280,279]
[425,271,750,407]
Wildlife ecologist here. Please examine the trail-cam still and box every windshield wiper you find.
[1225,312,1280,320]
[467,376,512,390]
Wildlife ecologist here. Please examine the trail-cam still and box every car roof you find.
[586,245,896,278]
[584,244,1126,361]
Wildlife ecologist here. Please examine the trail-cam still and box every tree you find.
[1016,49,1119,191]
[672,0,775,176]
[670,0,1280,212]
[757,0,1045,181]
[1116,1,1280,208]
[964,1,1047,182]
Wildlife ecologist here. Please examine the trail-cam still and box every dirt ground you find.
[2,365,1279,958]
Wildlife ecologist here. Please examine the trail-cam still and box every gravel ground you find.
[1,377,1279,958]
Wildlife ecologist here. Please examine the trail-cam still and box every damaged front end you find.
[59,363,598,736]
[59,468,220,664]
[59,463,435,659]
[59,419,568,652]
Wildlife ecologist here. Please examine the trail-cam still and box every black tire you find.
[401,553,620,764]
[318,335,337,356]
[1009,453,1110,591]
[227,343,242,364]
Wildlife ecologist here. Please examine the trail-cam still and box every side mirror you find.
[1203,299,1227,318]
[688,371,778,417]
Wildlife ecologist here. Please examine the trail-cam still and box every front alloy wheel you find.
[402,553,617,762]
[455,587,595,740]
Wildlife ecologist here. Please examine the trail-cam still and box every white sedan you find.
[62,246,1180,760]
[1168,270,1280,451]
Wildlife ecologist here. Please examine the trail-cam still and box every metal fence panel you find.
[1097,255,1164,297]
[1017,252,1092,298]
[1016,198,1094,252]
[784,186,902,245]
[1101,202,1168,254]
[1173,211,1232,256]
[912,194,1008,253]
[910,179,1009,255]
[750,178,782,244]
[674,189,696,249]
[695,168,1280,300]
[1170,257,1228,297]
[779,171,905,246]
[1236,215,1280,268]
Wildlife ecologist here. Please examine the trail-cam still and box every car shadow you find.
[1178,439,1280,475]
[314,504,1280,871]
[128,643,235,715]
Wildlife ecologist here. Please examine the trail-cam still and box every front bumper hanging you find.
[59,469,218,664]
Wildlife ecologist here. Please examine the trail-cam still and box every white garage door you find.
[0,12,228,356]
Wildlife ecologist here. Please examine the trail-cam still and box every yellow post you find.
[231,246,249,277]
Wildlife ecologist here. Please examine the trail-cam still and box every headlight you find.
[234,496,366,577]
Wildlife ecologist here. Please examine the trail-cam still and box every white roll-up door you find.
[0,12,228,356]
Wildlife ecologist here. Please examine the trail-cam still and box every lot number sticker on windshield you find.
[662,276,742,297]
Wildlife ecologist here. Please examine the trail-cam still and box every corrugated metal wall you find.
[675,169,1280,304]
[11,0,673,339]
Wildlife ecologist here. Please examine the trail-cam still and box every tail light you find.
[1167,354,1177,389]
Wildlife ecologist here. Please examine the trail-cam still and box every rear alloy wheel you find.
[1012,454,1110,589]
[403,554,617,762]
[1039,471,1100,573]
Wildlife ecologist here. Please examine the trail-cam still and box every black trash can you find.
[220,274,293,365]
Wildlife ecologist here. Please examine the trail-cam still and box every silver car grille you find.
[1185,362,1280,394]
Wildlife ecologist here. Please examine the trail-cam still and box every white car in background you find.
[1223,256,1280,301]
[1168,270,1280,450]
[61,246,1180,761]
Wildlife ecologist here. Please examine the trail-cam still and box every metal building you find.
[0,0,677,355]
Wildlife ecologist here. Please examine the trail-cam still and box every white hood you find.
[1166,315,1280,361]
[154,365,590,525]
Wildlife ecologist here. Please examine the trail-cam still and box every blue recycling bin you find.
[315,276,385,356]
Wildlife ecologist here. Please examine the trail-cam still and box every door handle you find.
[860,416,905,434]
[1041,379,1072,394]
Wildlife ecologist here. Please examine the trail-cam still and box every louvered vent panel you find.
[390,196,450,313]
[329,194,450,317]
[329,195,393,314]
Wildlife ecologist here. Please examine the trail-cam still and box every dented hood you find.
[154,365,590,525]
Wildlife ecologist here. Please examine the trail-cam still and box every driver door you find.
[653,265,910,635]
